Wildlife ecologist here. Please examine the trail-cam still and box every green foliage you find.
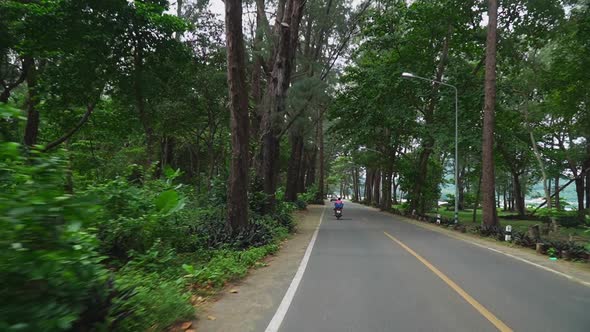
[299,184,319,204]
[0,142,110,331]
[182,243,279,288]
[109,269,193,332]
[84,174,187,260]
[272,201,297,232]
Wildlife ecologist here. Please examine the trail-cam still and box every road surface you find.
[271,202,590,332]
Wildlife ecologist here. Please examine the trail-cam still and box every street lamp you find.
[402,72,459,224]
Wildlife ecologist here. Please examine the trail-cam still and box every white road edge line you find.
[365,202,590,287]
[464,239,590,287]
[365,203,590,288]
[265,206,326,332]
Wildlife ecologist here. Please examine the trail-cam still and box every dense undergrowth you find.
[0,133,315,331]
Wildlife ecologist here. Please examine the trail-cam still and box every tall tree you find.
[481,0,500,230]
[256,0,306,211]
[225,0,250,230]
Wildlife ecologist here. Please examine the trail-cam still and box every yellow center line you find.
[383,231,513,332]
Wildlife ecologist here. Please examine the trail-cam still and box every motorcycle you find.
[335,208,342,220]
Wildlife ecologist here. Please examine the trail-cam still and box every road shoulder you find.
[192,205,324,332]
[365,205,590,287]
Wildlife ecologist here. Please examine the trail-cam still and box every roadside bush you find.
[85,175,186,260]
[0,143,110,331]
[182,243,280,288]
[109,270,193,332]
[272,200,296,232]
[299,185,319,204]
[294,198,307,210]
[535,208,583,228]
[544,240,588,260]
[512,230,536,248]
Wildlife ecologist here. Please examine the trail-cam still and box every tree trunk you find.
[513,173,526,217]
[256,0,306,212]
[316,108,325,202]
[575,178,584,219]
[527,106,552,210]
[285,132,304,201]
[352,167,360,202]
[365,168,373,203]
[23,56,39,147]
[305,148,317,190]
[372,169,381,206]
[225,0,250,230]
[458,165,466,210]
[473,171,483,224]
[481,0,500,230]
[410,28,452,213]
[176,0,183,40]
[555,175,560,210]
[250,0,265,150]
[297,149,307,194]
[585,145,590,210]
[392,174,398,205]
[381,168,392,211]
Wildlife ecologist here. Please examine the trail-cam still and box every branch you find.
[276,93,314,139]
[42,103,96,152]
[530,167,590,215]
[319,0,373,81]
[0,59,29,103]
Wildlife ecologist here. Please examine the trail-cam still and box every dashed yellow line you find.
[383,231,513,332]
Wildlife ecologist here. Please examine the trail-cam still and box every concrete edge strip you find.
[387,210,590,288]
[264,205,326,332]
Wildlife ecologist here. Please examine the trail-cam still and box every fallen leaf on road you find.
[181,321,192,329]
[229,289,239,293]
[197,296,204,302]
[186,329,196,332]
[207,315,216,321]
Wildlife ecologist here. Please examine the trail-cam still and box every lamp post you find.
[402,72,459,224]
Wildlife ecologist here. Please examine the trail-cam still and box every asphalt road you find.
[275,202,590,332]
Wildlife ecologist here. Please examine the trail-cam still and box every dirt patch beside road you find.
[192,205,325,332]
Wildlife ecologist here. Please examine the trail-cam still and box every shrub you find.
[109,270,193,332]
[512,230,536,248]
[0,143,110,331]
[294,199,307,210]
[544,240,588,260]
[182,243,279,288]
[85,176,187,260]
[272,201,296,232]
[299,185,319,204]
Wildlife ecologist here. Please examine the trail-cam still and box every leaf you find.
[181,321,192,329]
[182,264,195,275]
[207,315,216,321]
[229,289,239,294]
[155,190,185,215]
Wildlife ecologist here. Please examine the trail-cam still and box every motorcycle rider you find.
[334,197,344,215]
